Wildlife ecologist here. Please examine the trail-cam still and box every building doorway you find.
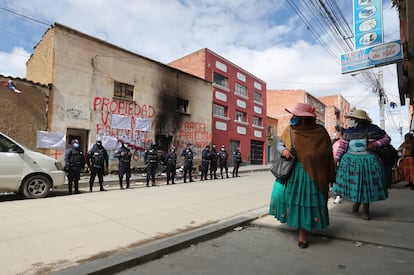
[67,128,89,155]
[230,140,240,166]
[250,140,264,165]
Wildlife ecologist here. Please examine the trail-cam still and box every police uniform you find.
[201,145,211,180]
[145,144,159,186]
[181,144,194,183]
[219,146,229,178]
[210,145,218,180]
[165,147,177,184]
[114,142,132,189]
[232,148,242,177]
[64,139,85,194]
[87,138,109,192]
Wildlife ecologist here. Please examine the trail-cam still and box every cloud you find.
[0,0,407,144]
[0,47,30,77]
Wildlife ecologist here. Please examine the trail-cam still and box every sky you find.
[0,0,408,146]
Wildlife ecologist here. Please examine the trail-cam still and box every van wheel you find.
[21,175,51,199]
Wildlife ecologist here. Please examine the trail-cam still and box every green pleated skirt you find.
[269,162,329,231]
[332,151,388,203]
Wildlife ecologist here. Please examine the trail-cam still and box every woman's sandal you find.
[298,242,309,249]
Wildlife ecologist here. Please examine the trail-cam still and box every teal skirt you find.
[269,162,329,231]
[332,151,388,203]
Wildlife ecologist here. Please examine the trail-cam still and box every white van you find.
[0,131,65,198]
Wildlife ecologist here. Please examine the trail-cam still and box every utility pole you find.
[378,68,385,130]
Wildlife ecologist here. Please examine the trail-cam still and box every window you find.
[254,92,262,103]
[235,83,247,97]
[253,116,262,126]
[213,72,228,88]
[177,98,189,113]
[114,81,134,100]
[213,104,226,117]
[235,110,246,122]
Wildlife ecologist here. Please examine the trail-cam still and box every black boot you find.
[352,202,361,213]
[120,180,124,189]
[362,203,371,220]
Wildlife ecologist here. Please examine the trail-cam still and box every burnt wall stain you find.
[154,73,185,144]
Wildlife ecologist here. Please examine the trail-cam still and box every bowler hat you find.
[285,103,316,117]
[344,109,372,123]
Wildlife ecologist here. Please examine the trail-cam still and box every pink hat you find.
[285,103,316,117]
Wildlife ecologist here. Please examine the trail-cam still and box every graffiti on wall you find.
[179,120,212,149]
[92,96,156,150]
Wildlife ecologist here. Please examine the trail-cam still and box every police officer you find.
[210,145,219,180]
[181,142,194,183]
[232,147,242,177]
[87,136,109,192]
[201,144,211,181]
[114,141,132,189]
[165,146,177,184]
[219,145,229,179]
[144,143,159,187]
[64,139,85,194]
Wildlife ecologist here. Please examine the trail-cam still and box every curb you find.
[53,208,268,275]
[56,167,271,190]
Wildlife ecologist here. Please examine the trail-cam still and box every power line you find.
[0,5,50,26]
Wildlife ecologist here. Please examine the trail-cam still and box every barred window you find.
[254,92,262,102]
[114,81,134,100]
[213,104,226,117]
[213,72,228,88]
[235,83,247,97]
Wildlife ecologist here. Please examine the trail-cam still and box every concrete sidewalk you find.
[1,165,273,275]
[56,164,272,191]
[54,177,414,274]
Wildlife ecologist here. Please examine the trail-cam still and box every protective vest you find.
[167,152,177,164]
[92,148,105,167]
[185,150,193,160]
[220,151,227,161]
[70,148,83,167]
[147,149,158,163]
[235,152,242,162]
[119,148,131,164]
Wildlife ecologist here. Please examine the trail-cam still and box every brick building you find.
[266,89,326,136]
[169,49,267,165]
[318,94,351,137]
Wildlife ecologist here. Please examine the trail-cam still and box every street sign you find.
[353,0,383,49]
[341,40,403,74]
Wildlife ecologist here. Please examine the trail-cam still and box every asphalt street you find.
[1,165,413,275]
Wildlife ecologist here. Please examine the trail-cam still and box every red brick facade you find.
[170,49,267,164]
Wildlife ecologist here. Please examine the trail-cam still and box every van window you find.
[0,134,13,152]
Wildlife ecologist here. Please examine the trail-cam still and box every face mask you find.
[349,119,358,127]
[73,143,79,148]
[289,117,301,126]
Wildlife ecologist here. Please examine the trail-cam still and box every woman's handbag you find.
[270,127,296,180]
[373,144,398,165]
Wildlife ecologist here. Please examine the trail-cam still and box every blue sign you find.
[341,40,403,74]
[353,0,383,49]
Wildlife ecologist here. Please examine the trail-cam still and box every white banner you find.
[135,118,152,132]
[36,131,66,149]
[111,114,131,130]
[102,135,118,150]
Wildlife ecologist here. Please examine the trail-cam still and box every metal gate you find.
[250,140,264,165]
